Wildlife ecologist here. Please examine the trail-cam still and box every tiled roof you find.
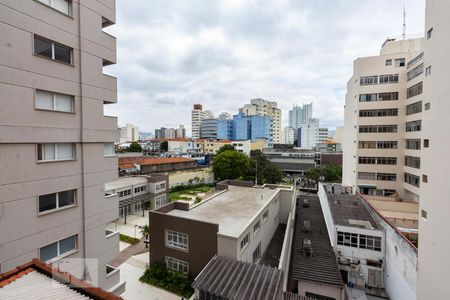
[289,196,344,287]
[193,256,283,300]
[119,156,195,166]
[0,259,122,300]
[118,163,137,170]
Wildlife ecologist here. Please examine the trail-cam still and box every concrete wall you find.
[0,0,121,292]
[298,280,344,300]
[167,167,214,187]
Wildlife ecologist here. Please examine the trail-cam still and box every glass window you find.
[35,90,54,110]
[165,257,189,274]
[58,190,76,207]
[252,243,261,263]
[394,58,405,67]
[34,36,52,58]
[38,0,71,15]
[262,210,269,222]
[39,242,58,262]
[427,28,433,39]
[56,143,74,160]
[54,44,71,64]
[59,235,76,254]
[39,235,77,262]
[166,230,189,251]
[37,143,75,161]
[385,59,392,66]
[240,232,250,250]
[36,90,74,113]
[54,93,73,112]
[253,220,261,233]
[39,193,57,212]
[104,143,115,156]
[34,35,72,64]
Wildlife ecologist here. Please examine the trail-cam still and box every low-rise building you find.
[105,175,169,222]
[149,181,295,278]
[119,156,197,175]
[232,140,252,155]
[202,140,232,154]
[263,147,316,175]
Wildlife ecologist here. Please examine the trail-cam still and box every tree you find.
[160,141,168,152]
[260,164,284,184]
[217,144,235,155]
[212,150,250,181]
[128,142,142,152]
[304,163,342,183]
[140,224,150,248]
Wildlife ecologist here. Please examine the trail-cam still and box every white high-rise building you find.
[191,104,205,139]
[283,127,295,144]
[240,98,282,144]
[298,118,320,148]
[0,0,124,294]
[289,103,313,128]
[218,112,231,120]
[120,123,139,143]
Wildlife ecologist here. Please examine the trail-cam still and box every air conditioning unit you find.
[337,250,343,257]
[303,239,313,256]
[351,258,359,265]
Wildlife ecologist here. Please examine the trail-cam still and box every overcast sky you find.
[104,0,425,134]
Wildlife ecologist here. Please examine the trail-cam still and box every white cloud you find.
[104,0,425,133]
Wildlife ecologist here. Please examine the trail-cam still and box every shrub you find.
[140,262,194,298]
[195,196,201,203]
[119,234,140,245]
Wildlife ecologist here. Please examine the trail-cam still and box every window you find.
[39,235,77,262]
[134,186,146,194]
[385,59,392,66]
[427,27,433,39]
[379,74,399,84]
[34,35,72,64]
[405,156,421,169]
[377,141,398,149]
[358,141,376,149]
[359,93,378,102]
[406,101,422,115]
[35,90,74,113]
[253,220,261,233]
[252,243,261,263]
[408,52,424,68]
[421,209,428,220]
[394,58,405,67]
[422,175,428,183]
[37,0,72,15]
[104,143,115,156]
[424,102,431,110]
[377,173,396,181]
[39,189,76,213]
[378,92,399,101]
[118,189,131,198]
[358,172,376,180]
[424,139,429,148]
[240,232,250,250]
[359,108,398,117]
[166,230,188,251]
[262,210,269,223]
[405,173,420,187]
[425,66,432,76]
[37,143,75,161]
[405,139,421,150]
[359,125,397,133]
[407,64,423,81]
[165,257,189,275]
[406,120,422,132]
[155,194,167,209]
[407,82,423,98]
[360,76,378,86]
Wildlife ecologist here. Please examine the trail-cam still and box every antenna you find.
[402,3,406,40]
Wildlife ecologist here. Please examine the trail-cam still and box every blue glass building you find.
[217,119,233,140]
[226,114,273,147]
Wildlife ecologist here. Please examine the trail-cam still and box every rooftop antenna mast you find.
[402,2,406,40]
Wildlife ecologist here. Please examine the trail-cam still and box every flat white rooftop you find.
[105,176,147,191]
[167,185,278,237]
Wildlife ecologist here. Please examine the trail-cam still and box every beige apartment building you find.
[240,98,282,144]
[343,37,424,202]
[0,0,123,294]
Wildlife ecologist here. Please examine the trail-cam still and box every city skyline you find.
[104,0,425,132]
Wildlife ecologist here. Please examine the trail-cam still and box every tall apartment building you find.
[240,98,281,144]
[288,103,313,128]
[283,127,295,144]
[176,125,186,138]
[200,118,218,140]
[318,127,329,143]
[119,123,139,142]
[343,38,423,200]
[232,114,273,147]
[417,1,450,298]
[297,118,320,148]
[0,0,123,294]
[191,104,205,139]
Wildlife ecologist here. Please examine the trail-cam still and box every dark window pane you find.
[59,190,75,207]
[40,242,58,262]
[39,193,57,212]
[34,36,52,58]
[59,235,76,254]
[54,44,71,64]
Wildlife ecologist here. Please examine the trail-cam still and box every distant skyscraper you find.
[191,104,205,139]
[218,112,231,120]
[289,103,313,128]
[176,125,186,138]
[200,119,218,140]
[239,99,281,144]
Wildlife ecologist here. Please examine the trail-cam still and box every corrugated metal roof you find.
[0,269,92,300]
[193,256,283,300]
[289,195,344,287]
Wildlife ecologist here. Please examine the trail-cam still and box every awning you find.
[119,193,152,208]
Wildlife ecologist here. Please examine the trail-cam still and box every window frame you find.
[39,234,78,263]
[35,0,73,17]
[35,89,75,113]
[104,142,115,157]
[165,256,189,275]
[36,143,76,162]
[166,230,189,252]
[33,34,73,65]
[38,189,77,215]
[240,232,250,251]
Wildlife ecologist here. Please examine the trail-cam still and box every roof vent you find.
[303,220,311,233]
[303,199,309,208]
[303,239,313,256]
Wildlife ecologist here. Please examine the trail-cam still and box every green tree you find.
[304,163,342,182]
[212,150,250,181]
[217,144,236,155]
[260,163,284,184]
[128,142,142,152]
[160,140,168,152]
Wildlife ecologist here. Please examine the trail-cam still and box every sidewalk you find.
[110,237,148,268]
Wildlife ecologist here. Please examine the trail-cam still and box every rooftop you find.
[167,185,278,237]
[326,192,381,230]
[289,195,343,287]
[193,256,282,300]
[119,156,195,166]
[105,176,148,191]
[0,259,122,300]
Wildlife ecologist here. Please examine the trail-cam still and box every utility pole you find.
[255,160,258,186]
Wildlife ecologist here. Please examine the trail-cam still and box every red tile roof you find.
[119,156,195,167]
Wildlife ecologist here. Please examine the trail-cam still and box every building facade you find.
[191,104,205,139]
[297,118,320,148]
[288,103,313,128]
[232,114,273,147]
[240,98,281,144]
[200,118,218,140]
[217,119,233,140]
[0,0,123,293]
[120,123,139,143]
[343,38,423,200]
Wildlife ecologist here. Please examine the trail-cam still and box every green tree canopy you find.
[160,140,168,152]
[217,144,236,155]
[212,150,250,181]
[128,142,142,152]
[304,163,342,182]
[260,163,284,184]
